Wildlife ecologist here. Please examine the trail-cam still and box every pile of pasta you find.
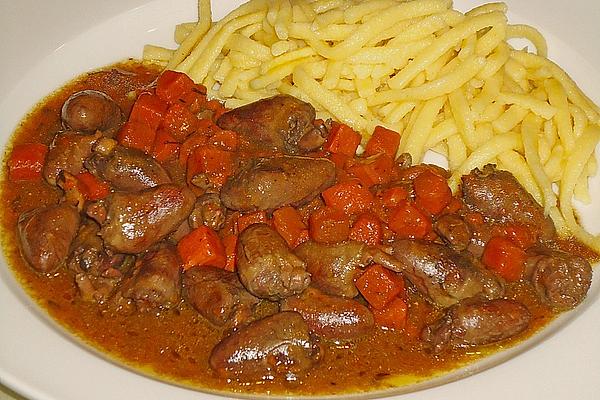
[144,0,600,251]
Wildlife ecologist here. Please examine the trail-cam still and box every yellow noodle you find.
[150,0,600,243]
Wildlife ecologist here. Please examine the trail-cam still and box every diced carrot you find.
[347,153,394,187]
[424,229,439,242]
[177,226,226,270]
[205,99,227,121]
[161,103,199,141]
[349,213,382,246]
[152,129,180,163]
[388,200,432,239]
[355,264,405,310]
[328,152,350,170]
[492,224,537,250]
[380,222,395,243]
[273,206,309,248]
[76,172,110,201]
[179,87,207,114]
[237,211,269,233]
[323,122,362,156]
[7,143,48,181]
[222,234,238,272]
[321,180,374,216]
[371,297,408,330]
[379,186,409,208]
[481,236,526,282]
[364,126,400,158]
[413,169,452,215]
[155,70,196,104]
[116,120,157,154]
[186,145,235,187]
[309,206,350,244]
[442,197,463,215]
[209,129,239,151]
[396,164,448,182]
[129,92,168,130]
[179,130,210,166]
[197,118,222,136]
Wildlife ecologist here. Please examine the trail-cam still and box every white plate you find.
[0,1,599,399]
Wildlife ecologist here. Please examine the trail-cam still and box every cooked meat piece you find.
[61,90,123,133]
[294,241,368,298]
[525,248,592,311]
[188,193,226,231]
[74,255,134,304]
[281,287,374,341]
[422,298,531,352]
[464,221,492,258]
[391,240,504,307]
[217,94,324,154]
[237,224,310,301]
[67,219,133,303]
[209,311,321,381]
[43,131,101,186]
[57,172,86,211]
[67,219,106,274]
[167,219,192,243]
[121,245,181,311]
[86,145,171,191]
[434,214,471,251]
[221,155,335,212]
[297,128,327,153]
[17,203,80,274]
[183,266,262,329]
[100,184,195,253]
[294,240,410,298]
[461,165,555,241]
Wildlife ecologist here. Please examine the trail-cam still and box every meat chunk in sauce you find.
[18,203,80,274]
[391,240,504,307]
[43,131,101,186]
[67,219,134,303]
[86,144,171,191]
[188,193,226,231]
[209,311,321,381]
[461,165,555,241]
[295,240,371,298]
[525,248,593,311]
[217,94,325,154]
[183,266,263,329]
[120,245,182,311]
[61,90,123,134]
[221,155,336,212]
[237,224,310,301]
[281,287,374,341]
[98,184,195,253]
[294,240,409,298]
[422,298,531,352]
[434,214,472,252]
[67,219,109,274]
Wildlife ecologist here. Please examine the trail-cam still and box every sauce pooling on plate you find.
[1,61,596,396]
